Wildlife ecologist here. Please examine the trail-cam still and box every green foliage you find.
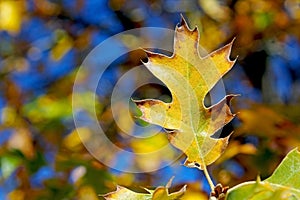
[1,154,21,179]
[226,148,300,199]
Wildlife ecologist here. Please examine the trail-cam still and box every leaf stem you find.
[201,165,215,191]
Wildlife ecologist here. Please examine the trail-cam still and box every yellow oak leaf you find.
[133,16,237,169]
[103,177,186,200]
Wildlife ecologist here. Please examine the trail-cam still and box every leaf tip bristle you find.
[142,187,152,194]
[206,39,237,65]
[166,176,175,188]
[227,38,238,62]
[226,94,240,106]
[179,13,186,26]
[230,37,236,43]
[178,14,194,32]
[228,131,234,138]
[234,111,240,115]
[116,185,123,190]
[256,176,261,183]
[226,94,237,102]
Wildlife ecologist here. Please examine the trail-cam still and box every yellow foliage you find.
[7,189,25,200]
[131,133,177,171]
[51,30,73,61]
[78,185,98,200]
[181,182,208,200]
[237,105,300,137]
[63,127,92,151]
[0,0,24,34]
[215,141,256,164]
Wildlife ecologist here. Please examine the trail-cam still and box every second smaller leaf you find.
[102,177,186,200]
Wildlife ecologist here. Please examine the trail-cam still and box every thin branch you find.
[199,165,215,191]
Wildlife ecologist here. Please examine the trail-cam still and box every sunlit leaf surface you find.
[134,16,237,169]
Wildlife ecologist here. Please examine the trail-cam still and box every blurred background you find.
[0,0,300,199]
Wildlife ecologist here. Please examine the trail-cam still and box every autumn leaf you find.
[133,16,237,169]
[102,177,186,200]
[226,148,300,199]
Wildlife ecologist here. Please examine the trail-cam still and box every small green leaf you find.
[1,154,21,179]
[226,148,300,200]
